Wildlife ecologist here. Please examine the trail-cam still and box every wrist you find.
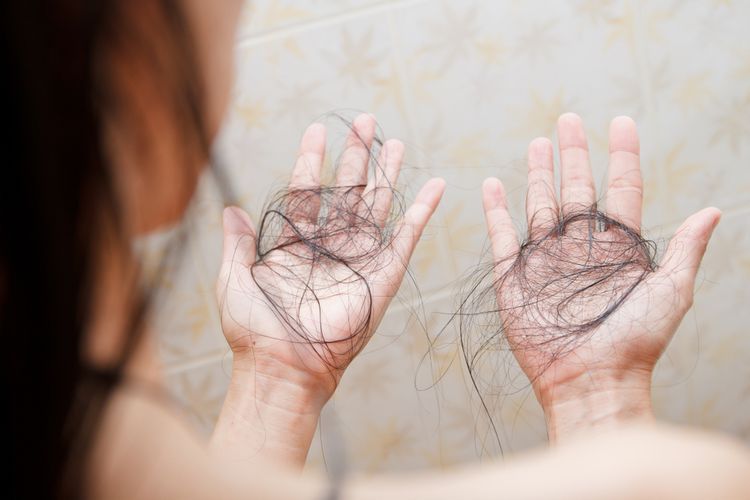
[232,352,333,413]
[210,355,330,466]
[538,368,655,443]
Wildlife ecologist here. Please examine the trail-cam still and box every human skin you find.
[481,113,721,442]
[82,1,750,498]
[210,114,446,464]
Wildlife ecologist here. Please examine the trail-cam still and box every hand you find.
[482,113,720,441]
[211,114,445,464]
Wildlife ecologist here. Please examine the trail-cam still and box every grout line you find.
[716,202,750,220]
[646,200,750,236]
[388,286,462,315]
[236,0,430,48]
[164,350,229,376]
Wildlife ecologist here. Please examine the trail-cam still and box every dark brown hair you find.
[1,1,207,497]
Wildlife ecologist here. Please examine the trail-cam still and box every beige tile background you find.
[153,0,750,473]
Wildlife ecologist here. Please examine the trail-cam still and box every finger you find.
[288,123,326,222]
[392,178,446,262]
[483,177,520,274]
[221,206,256,266]
[218,206,257,302]
[606,116,643,231]
[558,113,596,214]
[362,139,404,226]
[526,137,558,233]
[658,207,721,307]
[335,113,376,188]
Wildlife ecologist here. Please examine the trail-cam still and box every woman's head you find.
[99,0,244,232]
[1,1,242,497]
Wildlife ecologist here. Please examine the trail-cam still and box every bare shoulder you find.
[85,387,325,500]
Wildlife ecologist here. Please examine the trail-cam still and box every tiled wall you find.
[156,0,750,472]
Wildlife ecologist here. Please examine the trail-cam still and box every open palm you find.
[217,114,445,395]
[482,114,720,403]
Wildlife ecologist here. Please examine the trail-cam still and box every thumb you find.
[658,207,721,307]
[221,206,257,270]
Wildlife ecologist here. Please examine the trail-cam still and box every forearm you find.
[345,425,750,500]
[209,358,328,467]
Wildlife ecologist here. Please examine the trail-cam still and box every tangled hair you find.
[457,206,658,449]
[229,115,409,374]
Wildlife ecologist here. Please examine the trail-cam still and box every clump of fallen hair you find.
[246,119,406,373]
[456,207,658,448]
